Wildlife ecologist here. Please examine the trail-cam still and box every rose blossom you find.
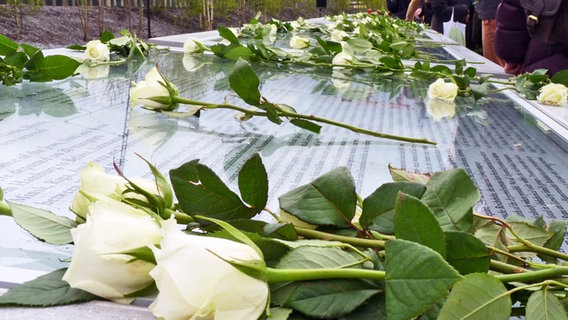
[149,219,269,320]
[332,52,353,67]
[427,78,459,102]
[71,162,161,220]
[330,29,348,42]
[63,198,162,304]
[183,37,204,53]
[289,35,310,49]
[130,66,178,111]
[84,40,110,62]
[537,83,568,106]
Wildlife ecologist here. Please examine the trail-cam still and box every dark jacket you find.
[387,0,412,19]
[430,0,471,33]
[494,0,568,75]
[475,0,500,20]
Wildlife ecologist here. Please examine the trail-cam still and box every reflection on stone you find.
[427,98,456,121]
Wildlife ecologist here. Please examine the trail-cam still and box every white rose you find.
[183,37,203,53]
[537,83,568,106]
[330,29,348,42]
[289,35,310,49]
[63,199,162,304]
[149,219,269,320]
[269,24,278,35]
[71,162,161,220]
[84,40,110,62]
[291,17,306,29]
[427,78,459,102]
[332,52,353,67]
[426,98,456,121]
[130,67,178,110]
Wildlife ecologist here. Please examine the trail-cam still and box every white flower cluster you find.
[64,163,269,320]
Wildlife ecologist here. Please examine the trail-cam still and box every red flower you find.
[367,8,372,14]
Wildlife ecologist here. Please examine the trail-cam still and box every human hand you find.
[414,7,424,21]
[504,62,523,75]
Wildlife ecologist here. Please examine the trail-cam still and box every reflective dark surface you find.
[1,50,568,276]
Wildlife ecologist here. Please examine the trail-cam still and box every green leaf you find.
[438,273,511,320]
[506,216,554,251]
[5,52,28,70]
[218,26,240,45]
[285,279,380,319]
[278,167,357,228]
[39,55,81,80]
[276,246,359,269]
[229,58,261,106]
[8,201,77,245]
[224,45,254,61]
[526,290,568,320]
[238,153,268,213]
[0,269,99,306]
[99,30,115,43]
[540,220,568,262]
[421,168,480,232]
[551,70,568,86]
[388,165,431,184]
[289,119,322,134]
[361,181,426,233]
[347,39,373,53]
[394,193,446,257]
[23,49,44,72]
[444,231,490,275]
[169,160,256,221]
[263,102,283,124]
[268,307,293,319]
[264,223,297,241]
[385,239,462,320]
[0,34,18,56]
[337,293,386,320]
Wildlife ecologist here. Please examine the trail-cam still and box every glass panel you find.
[1,50,567,282]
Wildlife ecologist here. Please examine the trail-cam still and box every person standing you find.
[495,0,568,75]
[388,0,412,19]
[406,0,433,24]
[475,0,504,65]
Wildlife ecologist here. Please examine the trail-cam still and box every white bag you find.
[443,8,466,46]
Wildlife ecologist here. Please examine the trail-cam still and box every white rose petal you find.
[330,29,348,42]
[71,162,161,219]
[149,219,269,320]
[183,37,202,53]
[63,199,161,304]
[289,35,310,49]
[84,40,110,62]
[130,67,178,110]
[427,78,459,102]
[537,83,568,106]
[332,52,353,67]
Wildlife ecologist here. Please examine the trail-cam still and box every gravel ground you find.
[0,6,198,49]
[0,5,339,49]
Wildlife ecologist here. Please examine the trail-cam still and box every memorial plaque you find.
[1,48,568,286]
